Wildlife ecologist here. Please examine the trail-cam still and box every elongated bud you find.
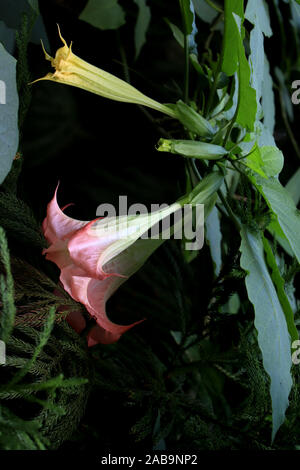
[32,26,177,119]
[175,100,215,137]
[157,138,228,160]
[188,172,224,205]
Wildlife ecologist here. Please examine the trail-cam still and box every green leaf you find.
[188,171,224,205]
[285,167,300,206]
[192,0,219,23]
[232,14,257,132]
[79,0,125,30]
[240,227,292,441]
[221,0,244,76]
[260,146,284,177]
[175,100,215,137]
[251,175,300,263]
[262,236,298,344]
[157,139,228,159]
[245,0,272,37]
[245,143,267,178]
[246,145,284,178]
[134,0,151,60]
[164,19,184,48]
[0,42,19,184]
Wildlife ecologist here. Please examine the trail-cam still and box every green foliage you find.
[79,0,125,31]
[0,191,45,250]
[240,227,292,441]
[251,175,300,263]
[0,226,90,450]
[0,227,16,343]
[221,0,244,77]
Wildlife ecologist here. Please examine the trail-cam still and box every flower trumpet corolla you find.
[42,186,182,346]
[32,26,177,119]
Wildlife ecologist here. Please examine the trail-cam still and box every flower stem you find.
[183,34,190,104]
[217,188,241,232]
[204,0,223,14]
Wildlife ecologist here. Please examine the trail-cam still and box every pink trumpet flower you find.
[42,186,182,346]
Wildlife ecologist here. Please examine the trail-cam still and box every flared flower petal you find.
[43,184,89,244]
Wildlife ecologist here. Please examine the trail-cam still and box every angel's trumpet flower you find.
[32,26,177,119]
[42,186,182,346]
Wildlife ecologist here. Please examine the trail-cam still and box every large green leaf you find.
[251,175,300,263]
[221,0,244,76]
[0,42,19,184]
[240,227,292,441]
[232,14,257,132]
[79,0,125,30]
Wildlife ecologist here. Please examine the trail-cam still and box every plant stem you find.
[183,34,190,103]
[217,189,241,231]
[204,0,223,14]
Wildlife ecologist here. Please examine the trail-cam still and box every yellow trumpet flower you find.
[32,26,177,119]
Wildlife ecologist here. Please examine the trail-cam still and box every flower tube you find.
[33,26,177,119]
